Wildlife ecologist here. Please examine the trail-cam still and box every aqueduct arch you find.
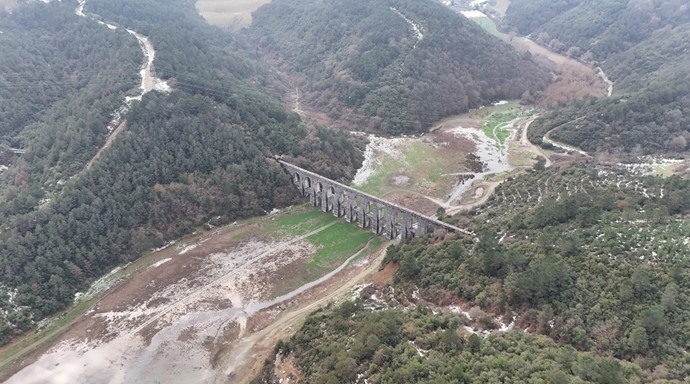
[279,160,469,240]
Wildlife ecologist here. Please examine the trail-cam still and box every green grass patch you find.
[356,141,448,197]
[482,110,518,149]
[269,230,384,296]
[271,208,338,236]
[406,142,444,182]
[470,16,501,38]
[357,152,404,197]
[306,222,374,272]
[230,206,338,242]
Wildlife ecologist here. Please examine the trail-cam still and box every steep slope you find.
[0,0,362,344]
[246,0,550,134]
[0,1,141,178]
[507,0,690,155]
[504,0,585,35]
[508,0,690,63]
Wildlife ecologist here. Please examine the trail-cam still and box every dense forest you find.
[0,1,141,183]
[0,0,361,344]
[254,304,646,383]
[506,0,690,64]
[246,0,550,134]
[508,0,690,155]
[257,165,690,382]
[527,73,690,155]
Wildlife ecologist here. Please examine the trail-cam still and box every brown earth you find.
[384,191,439,216]
[5,217,390,384]
[223,244,391,383]
[371,263,399,287]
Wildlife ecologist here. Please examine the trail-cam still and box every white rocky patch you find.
[461,10,487,18]
[352,135,410,186]
[390,7,424,44]
[498,315,516,332]
[178,244,198,255]
[151,258,172,268]
[470,0,489,6]
[445,125,512,204]
[151,240,177,253]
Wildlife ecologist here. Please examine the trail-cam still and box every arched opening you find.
[326,186,337,214]
[314,182,324,207]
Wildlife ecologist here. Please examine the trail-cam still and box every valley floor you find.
[2,207,386,383]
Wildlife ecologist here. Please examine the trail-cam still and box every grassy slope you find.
[196,0,271,28]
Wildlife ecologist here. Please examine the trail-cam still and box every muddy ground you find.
[7,218,387,384]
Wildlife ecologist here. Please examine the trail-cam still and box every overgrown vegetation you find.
[254,302,646,383]
[481,108,518,149]
[0,1,140,178]
[256,165,690,382]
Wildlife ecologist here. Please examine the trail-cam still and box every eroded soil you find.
[7,215,385,384]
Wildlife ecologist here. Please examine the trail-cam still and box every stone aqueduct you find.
[279,160,469,240]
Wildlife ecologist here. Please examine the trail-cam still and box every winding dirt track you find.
[218,241,392,383]
[521,118,551,167]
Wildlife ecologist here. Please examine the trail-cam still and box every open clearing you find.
[0,0,17,12]
[196,0,271,30]
[354,101,533,215]
[3,206,384,383]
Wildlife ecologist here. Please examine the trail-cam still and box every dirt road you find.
[218,241,392,383]
[5,214,385,384]
[521,118,551,167]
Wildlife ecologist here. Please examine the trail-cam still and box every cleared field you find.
[196,0,271,29]
[357,139,462,201]
[306,223,375,272]
[471,15,501,37]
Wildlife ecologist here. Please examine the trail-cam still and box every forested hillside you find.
[507,0,690,64]
[257,304,646,383]
[0,1,140,180]
[256,165,690,382]
[246,0,550,134]
[507,0,690,155]
[0,0,361,344]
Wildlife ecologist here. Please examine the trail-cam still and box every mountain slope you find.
[246,0,550,134]
[507,0,690,155]
[0,1,141,180]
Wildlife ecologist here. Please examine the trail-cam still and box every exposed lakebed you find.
[352,101,528,215]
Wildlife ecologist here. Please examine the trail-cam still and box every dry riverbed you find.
[352,101,539,216]
[4,207,385,383]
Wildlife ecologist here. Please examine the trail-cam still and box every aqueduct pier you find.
[279,160,471,240]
